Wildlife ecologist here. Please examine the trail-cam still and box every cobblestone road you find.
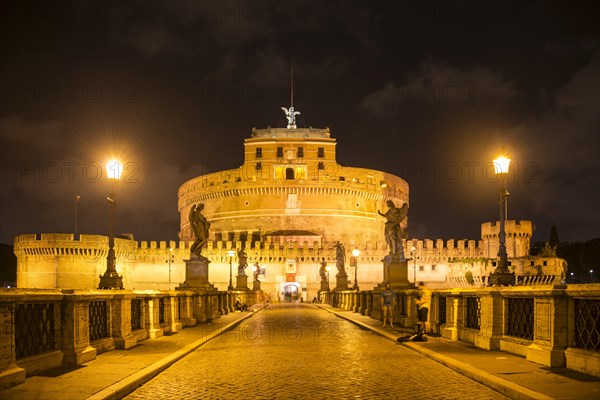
[125,304,508,399]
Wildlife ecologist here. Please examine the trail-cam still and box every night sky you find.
[1,1,598,245]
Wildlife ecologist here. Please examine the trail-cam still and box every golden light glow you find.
[227,250,235,257]
[106,159,123,180]
[352,249,360,257]
[493,156,511,175]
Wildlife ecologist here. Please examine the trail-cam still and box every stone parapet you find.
[322,284,600,377]
[0,288,228,390]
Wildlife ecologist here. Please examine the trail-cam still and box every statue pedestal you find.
[320,281,330,291]
[236,274,249,291]
[252,279,261,291]
[381,256,410,288]
[177,257,215,292]
[334,272,349,291]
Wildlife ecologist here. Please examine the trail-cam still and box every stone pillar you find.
[442,296,459,340]
[111,292,137,349]
[207,293,221,320]
[164,294,183,332]
[526,291,568,367]
[524,285,575,367]
[475,290,502,350]
[360,291,368,315]
[366,291,373,316]
[371,291,382,321]
[146,297,164,339]
[354,291,361,313]
[0,302,26,390]
[320,280,330,292]
[61,292,97,365]
[179,293,197,327]
[252,279,262,291]
[194,293,208,323]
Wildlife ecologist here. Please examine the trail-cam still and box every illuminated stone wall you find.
[177,127,409,244]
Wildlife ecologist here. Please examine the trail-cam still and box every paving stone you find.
[124,304,508,399]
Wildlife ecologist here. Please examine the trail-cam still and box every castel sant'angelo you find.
[14,105,566,301]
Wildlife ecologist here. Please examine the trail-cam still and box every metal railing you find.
[89,301,109,341]
[131,299,143,331]
[506,297,534,340]
[15,302,56,359]
[574,298,600,352]
[158,298,165,324]
[438,296,447,325]
[465,297,481,330]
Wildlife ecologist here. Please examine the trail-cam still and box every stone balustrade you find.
[319,284,600,377]
[0,288,259,391]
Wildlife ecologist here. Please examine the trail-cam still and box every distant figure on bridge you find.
[235,296,248,312]
[381,283,395,328]
[415,282,431,333]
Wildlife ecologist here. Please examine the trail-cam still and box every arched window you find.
[285,167,295,180]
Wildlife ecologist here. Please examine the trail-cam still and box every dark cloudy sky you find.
[1,0,598,245]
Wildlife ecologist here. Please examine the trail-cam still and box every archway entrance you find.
[282,283,300,302]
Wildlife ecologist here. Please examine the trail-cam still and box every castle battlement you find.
[13,233,513,266]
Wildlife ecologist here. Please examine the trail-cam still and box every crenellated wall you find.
[13,218,566,298]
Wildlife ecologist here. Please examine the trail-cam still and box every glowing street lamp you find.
[352,249,360,290]
[227,250,235,291]
[489,155,515,286]
[99,159,124,289]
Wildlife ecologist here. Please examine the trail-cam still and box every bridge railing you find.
[0,288,249,391]
[320,284,600,377]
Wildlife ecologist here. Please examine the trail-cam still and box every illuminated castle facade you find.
[14,124,566,299]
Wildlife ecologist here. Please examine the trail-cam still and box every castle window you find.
[530,261,535,266]
[339,176,345,181]
[285,167,295,180]
[543,261,547,266]
[276,147,283,157]
[431,265,436,271]
[256,162,262,171]
[318,162,324,170]
[419,265,424,271]
[318,147,324,158]
[256,147,262,158]
[297,147,304,158]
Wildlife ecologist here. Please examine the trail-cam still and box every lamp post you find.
[411,245,417,285]
[227,250,235,291]
[590,269,595,283]
[326,266,331,284]
[352,249,360,290]
[166,247,174,290]
[99,160,124,289]
[489,155,515,286]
